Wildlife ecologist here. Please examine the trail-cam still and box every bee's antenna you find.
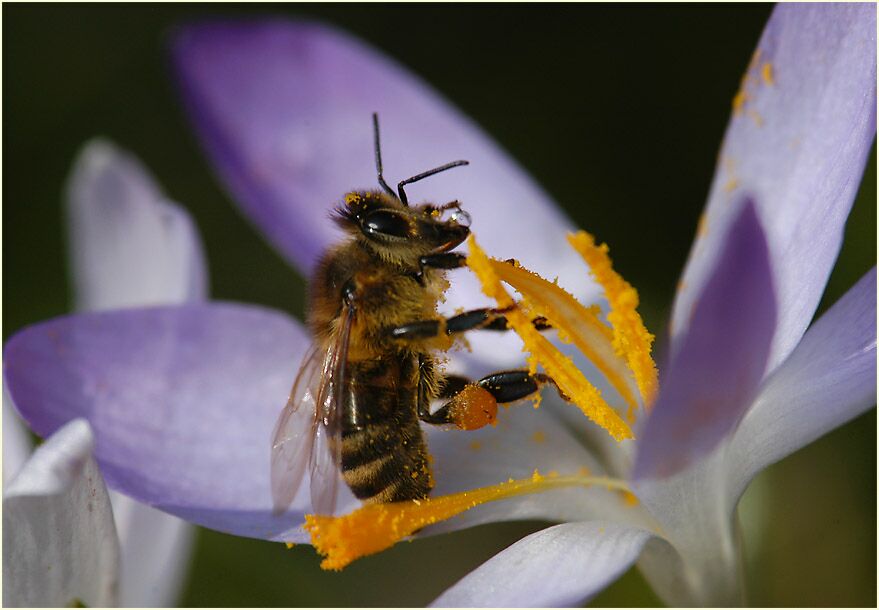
[397,160,469,206]
[372,113,398,201]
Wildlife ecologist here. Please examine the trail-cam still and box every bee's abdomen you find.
[340,388,433,504]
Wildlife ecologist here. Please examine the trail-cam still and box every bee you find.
[271,114,557,515]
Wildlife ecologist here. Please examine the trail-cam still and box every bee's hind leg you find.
[419,370,566,430]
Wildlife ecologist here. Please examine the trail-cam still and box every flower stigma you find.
[305,470,635,570]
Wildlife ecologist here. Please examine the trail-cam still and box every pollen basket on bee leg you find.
[447,384,498,430]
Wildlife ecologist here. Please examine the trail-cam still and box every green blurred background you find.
[3,4,875,607]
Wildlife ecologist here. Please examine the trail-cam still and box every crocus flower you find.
[3,140,204,606]
[4,4,875,607]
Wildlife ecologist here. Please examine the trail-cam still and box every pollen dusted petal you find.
[305,471,633,570]
[465,236,633,441]
[567,231,659,407]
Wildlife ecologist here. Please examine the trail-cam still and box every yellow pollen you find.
[304,471,634,570]
[761,62,774,86]
[622,490,639,506]
[696,213,709,238]
[732,88,749,114]
[529,390,543,409]
[344,193,362,205]
[285,542,296,549]
[489,257,638,416]
[747,108,764,128]
[466,236,634,441]
[567,232,659,407]
[723,177,739,193]
[468,440,482,451]
[531,429,546,444]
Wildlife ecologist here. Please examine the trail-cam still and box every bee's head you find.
[334,191,470,267]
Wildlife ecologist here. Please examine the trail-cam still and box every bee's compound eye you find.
[363,210,410,238]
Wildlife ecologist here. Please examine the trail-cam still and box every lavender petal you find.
[670,3,876,373]
[3,303,354,542]
[634,200,776,479]
[727,267,877,500]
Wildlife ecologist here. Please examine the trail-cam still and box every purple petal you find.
[429,521,651,607]
[3,303,354,542]
[66,139,208,311]
[171,20,601,368]
[3,419,120,607]
[671,4,876,372]
[727,267,876,499]
[634,200,776,479]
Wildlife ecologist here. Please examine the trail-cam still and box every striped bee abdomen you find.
[340,355,434,504]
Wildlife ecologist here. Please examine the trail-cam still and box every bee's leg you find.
[446,307,552,333]
[437,374,470,398]
[419,370,566,430]
[413,252,467,284]
[390,308,551,341]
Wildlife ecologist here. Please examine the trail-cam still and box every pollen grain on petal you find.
[761,62,774,86]
[747,108,764,128]
[732,87,750,115]
[697,213,709,238]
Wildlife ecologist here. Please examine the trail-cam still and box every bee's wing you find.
[270,343,325,514]
[307,302,355,516]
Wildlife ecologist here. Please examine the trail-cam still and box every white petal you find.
[633,446,743,607]
[2,419,120,607]
[111,491,196,607]
[65,139,208,311]
[3,390,33,486]
[65,138,204,605]
[430,521,652,607]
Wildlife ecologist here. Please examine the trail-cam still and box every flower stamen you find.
[567,232,659,408]
[466,236,634,441]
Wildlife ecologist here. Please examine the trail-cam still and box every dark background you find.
[4,3,875,606]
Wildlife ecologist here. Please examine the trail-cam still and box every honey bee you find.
[271,115,557,515]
